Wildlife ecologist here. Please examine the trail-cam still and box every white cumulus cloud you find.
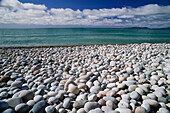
[0,0,170,28]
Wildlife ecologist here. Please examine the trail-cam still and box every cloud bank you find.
[0,0,170,28]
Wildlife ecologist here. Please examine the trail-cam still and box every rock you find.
[59,108,66,113]
[48,97,59,104]
[44,77,55,84]
[118,83,126,89]
[89,108,103,113]
[126,67,133,72]
[110,61,116,66]
[0,100,9,111]
[103,96,117,102]
[88,94,97,101]
[0,76,10,82]
[19,90,34,102]
[128,85,137,92]
[135,107,147,113]
[135,87,144,95]
[84,102,99,112]
[158,108,169,113]
[105,111,120,113]
[7,97,23,108]
[130,91,140,100]
[63,98,71,108]
[158,97,167,103]
[106,100,116,109]
[143,99,158,107]
[73,100,86,109]
[101,106,112,112]
[106,90,116,97]
[45,106,55,113]
[15,103,29,113]
[29,100,47,113]
[11,81,23,88]
[141,102,151,112]
[2,108,15,113]
[77,108,86,113]
[115,108,132,113]
[90,86,101,93]
[33,95,44,103]
[98,99,106,106]
[68,84,79,95]
[27,100,35,107]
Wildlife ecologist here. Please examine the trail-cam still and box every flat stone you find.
[90,86,101,93]
[45,106,55,113]
[63,98,71,108]
[11,81,23,88]
[73,100,86,109]
[19,90,34,102]
[115,108,132,113]
[84,102,99,112]
[143,99,158,107]
[135,107,147,113]
[15,103,29,113]
[0,100,9,111]
[2,108,15,113]
[7,97,23,108]
[130,91,140,100]
[128,85,137,92]
[29,100,47,113]
[34,95,44,103]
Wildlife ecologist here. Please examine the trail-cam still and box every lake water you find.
[0,28,170,47]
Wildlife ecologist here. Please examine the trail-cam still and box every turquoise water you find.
[0,28,170,47]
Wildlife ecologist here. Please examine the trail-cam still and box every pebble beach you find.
[0,43,170,113]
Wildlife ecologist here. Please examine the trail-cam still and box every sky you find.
[0,0,170,28]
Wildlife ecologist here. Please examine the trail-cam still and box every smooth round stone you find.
[118,83,126,89]
[123,80,136,86]
[158,108,169,113]
[118,100,130,108]
[110,61,116,66]
[11,81,23,88]
[44,77,55,84]
[0,100,9,111]
[48,97,59,104]
[89,108,103,113]
[121,94,130,100]
[88,94,97,101]
[77,108,86,113]
[45,106,55,113]
[34,95,44,102]
[158,97,167,103]
[90,86,101,93]
[73,100,86,109]
[143,99,158,107]
[106,100,116,109]
[126,67,133,72]
[68,84,79,95]
[7,97,23,108]
[19,90,34,102]
[154,91,163,98]
[84,102,99,112]
[135,87,144,95]
[135,107,147,113]
[128,85,137,92]
[107,83,116,88]
[76,94,88,101]
[15,103,29,113]
[63,98,71,108]
[130,91,140,100]
[27,100,35,107]
[35,89,45,95]
[141,102,151,112]
[106,90,116,97]
[147,93,157,100]
[103,97,117,103]
[2,108,15,113]
[98,99,106,106]
[115,108,132,113]
[0,76,10,82]
[29,100,47,113]
[59,108,66,113]
[0,91,8,98]
[101,106,112,112]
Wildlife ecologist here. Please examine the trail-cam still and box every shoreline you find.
[0,42,169,49]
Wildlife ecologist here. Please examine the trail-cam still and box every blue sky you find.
[0,0,170,28]
[19,0,170,10]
